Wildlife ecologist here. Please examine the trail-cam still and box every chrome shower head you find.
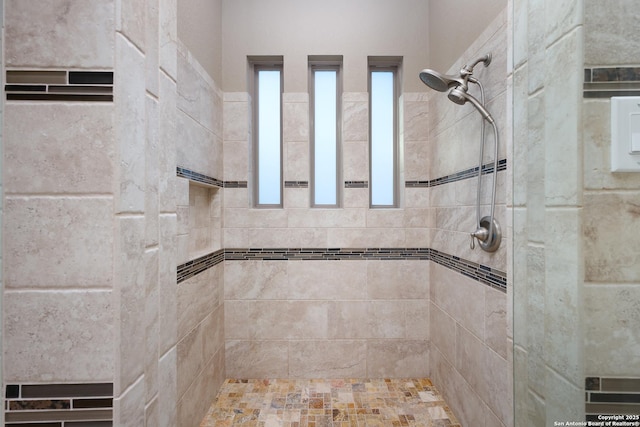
[419,69,464,92]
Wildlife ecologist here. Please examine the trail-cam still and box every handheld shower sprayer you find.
[418,53,501,253]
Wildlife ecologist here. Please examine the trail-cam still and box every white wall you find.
[178,0,223,83]
[222,0,429,92]
[428,0,507,72]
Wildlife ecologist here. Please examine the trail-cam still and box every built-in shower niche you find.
[177,179,222,264]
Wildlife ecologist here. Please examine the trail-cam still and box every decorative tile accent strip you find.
[345,181,368,188]
[223,181,248,188]
[6,70,113,102]
[584,67,640,98]
[4,383,113,425]
[224,247,431,261]
[176,167,224,188]
[284,181,309,188]
[411,159,507,188]
[585,377,640,422]
[177,249,225,284]
[430,249,507,292]
[177,247,507,293]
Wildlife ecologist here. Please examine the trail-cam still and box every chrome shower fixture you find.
[419,52,501,253]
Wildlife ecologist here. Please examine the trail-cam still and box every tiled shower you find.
[2,1,639,427]
[3,0,504,426]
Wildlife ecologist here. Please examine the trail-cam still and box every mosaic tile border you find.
[584,67,640,98]
[4,382,113,426]
[345,180,368,188]
[176,247,507,292]
[5,70,113,102]
[177,249,225,283]
[285,181,309,188]
[177,167,224,187]
[585,377,640,422]
[407,158,507,188]
[178,159,507,192]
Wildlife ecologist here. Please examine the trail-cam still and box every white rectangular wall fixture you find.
[611,96,640,172]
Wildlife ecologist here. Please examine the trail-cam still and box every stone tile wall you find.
[427,8,512,427]
[582,0,640,420]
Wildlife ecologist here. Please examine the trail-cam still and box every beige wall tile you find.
[544,208,583,381]
[284,188,309,208]
[343,141,369,181]
[225,340,288,378]
[176,111,219,179]
[327,227,406,247]
[585,0,640,65]
[5,197,113,289]
[159,214,178,354]
[116,216,147,393]
[430,263,485,339]
[119,0,146,51]
[342,95,368,142]
[177,322,204,400]
[158,347,177,427]
[178,350,223,427]
[403,99,429,142]
[145,0,160,96]
[4,290,114,382]
[223,300,253,340]
[366,260,429,299]
[585,285,640,376]
[116,34,147,213]
[146,96,160,247]
[159,0,177,79]
[5,0,114,67]
[327,301,371,339]
[404,141,430,181]
[485,287,508,358]
[177,269,218,338]
[545,367,583,424]
[430,348,485,427]
[114,377,145,427]
[284,141,309,182]
[367,340,429,377]
[544,27,583,207]
[252,301,329,340]
[404,299,430,340]
[5,104,115,194]
[145,248,160,404]
[288,261,367,300]
[290,340,366,378]
[430,304,456,364]
[283,96,309,142]
[223,99,250,142]
[224,261,288,300]
[223,141,249,182]
[585,192,640,282]
[159,72,178,213]
[288,207,365,228]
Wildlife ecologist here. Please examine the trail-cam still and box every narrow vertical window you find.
[310,58,342,207]
[254,64,283,206]
[369,61,399,207]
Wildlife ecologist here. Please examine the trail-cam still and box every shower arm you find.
[469,79,500,252]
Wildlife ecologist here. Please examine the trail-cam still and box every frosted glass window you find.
[312,69,339,206]
[256,68,282,206]
[370,70,397,207]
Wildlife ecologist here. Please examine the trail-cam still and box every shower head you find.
[419,69,464,92]
[448,87,494,123]
[462,53,492,74]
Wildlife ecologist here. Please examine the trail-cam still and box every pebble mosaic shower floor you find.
[199,378,462,427]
